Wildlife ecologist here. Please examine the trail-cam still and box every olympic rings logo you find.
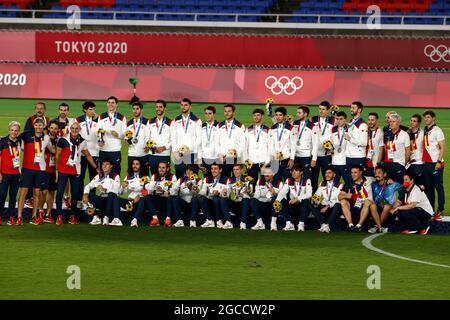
[424,45,450,63]
[264,76,304,95]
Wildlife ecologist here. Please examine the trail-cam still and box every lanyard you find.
[85,117,93,135]
[353,183,366,199]
[99,174,109,183]
[34,136,42,155]
[226,121,235,139]
[348,117,360,131]
[108,112,117,126]
[318,117,328,136]
[388,130,400,150]
[69,137,80,160]
[412,129,420,149]
[368,128,377,150]
[377,184,386,199]
[254,125,262,143]
[213,176,220,187]
[205,122,214,142]
[181,114,190,134]
[277,124,284,141]
[155,117,166,136]
[326,181,334,202]
[293,179,303,195]
[337,127,345,147]
[133,118,142,139]
[297,121,306,141]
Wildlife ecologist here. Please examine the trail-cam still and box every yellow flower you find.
[322,140,333,151]
[86,207,96,216]
[97,128,105,135]
[200,166,208,174]
[330,104,340,112]
[164,181,173,188]
[273,200,282,213]
[265,98,274,104]
[140,176,149,185]
[244,159,253,169]
[124,130,134,139]
[286,115,294,123]
[146,139,155,148]
[125,201,133,212]
[179,145,190,155]
[275,151,284,160]
[189,174,198,181]
[228,148,238,158]
[311,194,321,205]
[234,181,244,189]
[244,175,254,183]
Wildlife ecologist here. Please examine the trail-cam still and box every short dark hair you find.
[48,120,59,128]
[35,102,46,109]
[336,111,347,119]
[211,163,223,170]
[291,163,303,172]
[319,101,331,109]
[252,108,265,115]
[59,102,69,110]
[232,163,243,169]
[351,165,364,172]
[224,104,236,112]
[423,109,435,118]
[368,112,379,120]
[132,101,143,109]
[185,164,199,175]
[325,167,336,174]
[181,98,192,105]
[275,107,287,116]
[352,101,364,111]
[158,161,170,169]
[101,158,113,166]
[298,105,310,116]
[411,114,422,123]
[156,99,166,108]
[82,101,96,111]
[204,106,216,114]
[107,96,118,104]
[375,165,387,174]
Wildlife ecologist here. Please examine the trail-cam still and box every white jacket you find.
[170,113,202,155]
[217,119,246,158]
[244,124,270,164]
[97,111,127,152]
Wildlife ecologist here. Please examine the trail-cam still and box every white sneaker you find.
[252,221,265,230]
[173,220,185,227]
[89,215,101,225]
[318,223,326,232]
[76,201,83,209]
[270,222,277,231]
[297,222,305,232]
[222,221,233,229]
[190,220,196,228]
[130,218,138,228]
[102,216,110,226]
[201,220,215,228]
[109,218,123,227]
[216,220,224,229]
[240,222,246,230]
[323,224,330,233]
[379,227,389,234]
[283,222,295,231]
[368,225,378,234]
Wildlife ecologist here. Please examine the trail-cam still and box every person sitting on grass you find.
[338,165,374,232]
[390,173,433,235]
[311,168,343,234]
[197,163,228,229]
[118,158,148,228]
[82,158,121,226]
[173,165,204,228]
[145,161,180,227]
[367,165,402,234]
[250,165,283,231]
[275,164,312,232]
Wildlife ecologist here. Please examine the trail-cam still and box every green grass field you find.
[0,99,450,300]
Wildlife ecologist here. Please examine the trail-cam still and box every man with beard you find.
[292,105,316,180]
[365,112,384,177]
[124,101,148,168]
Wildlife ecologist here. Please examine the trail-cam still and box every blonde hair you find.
[8,121,21,130]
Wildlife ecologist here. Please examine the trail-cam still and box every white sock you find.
[257,218,263,224]
[299,222,305,227]
[271,217,277,224]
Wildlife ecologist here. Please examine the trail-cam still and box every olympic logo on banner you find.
[264,76,304,95]
[424,45,450,63]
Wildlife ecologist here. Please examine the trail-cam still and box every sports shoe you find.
[322,224,331,233]
[64,196,71,210]
[29,217,40,225]
[24,198,33,209]
[368,225,378,234]
[15,217,23,226]
[149,217,159,226]
[240,222,246,230]
[297,222,305,232]
[401,229,418,235]
[419,226,430,235]
[252,220,265,230]
[7,217,15,226]
[351,224,362,232]
[38,209,45,220]
[56,215,64,225]
[76,201,83,210]
[379,227,389,234]
[173,220,184,227]
[44,214,54,223]
[222,221,233,229]
[216,220,224,229]
[270,222,277,231]
[164,217,172,227]
[189,220,196,228]
[346,223,354,231]
[89,215,101,225]
[283,222,295,231]
[433,212,443,221]
[69,215,78,225]
[102,216,110,226]
[109,218,123,227]
[130,218,138,228]
[201,220,215,228]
